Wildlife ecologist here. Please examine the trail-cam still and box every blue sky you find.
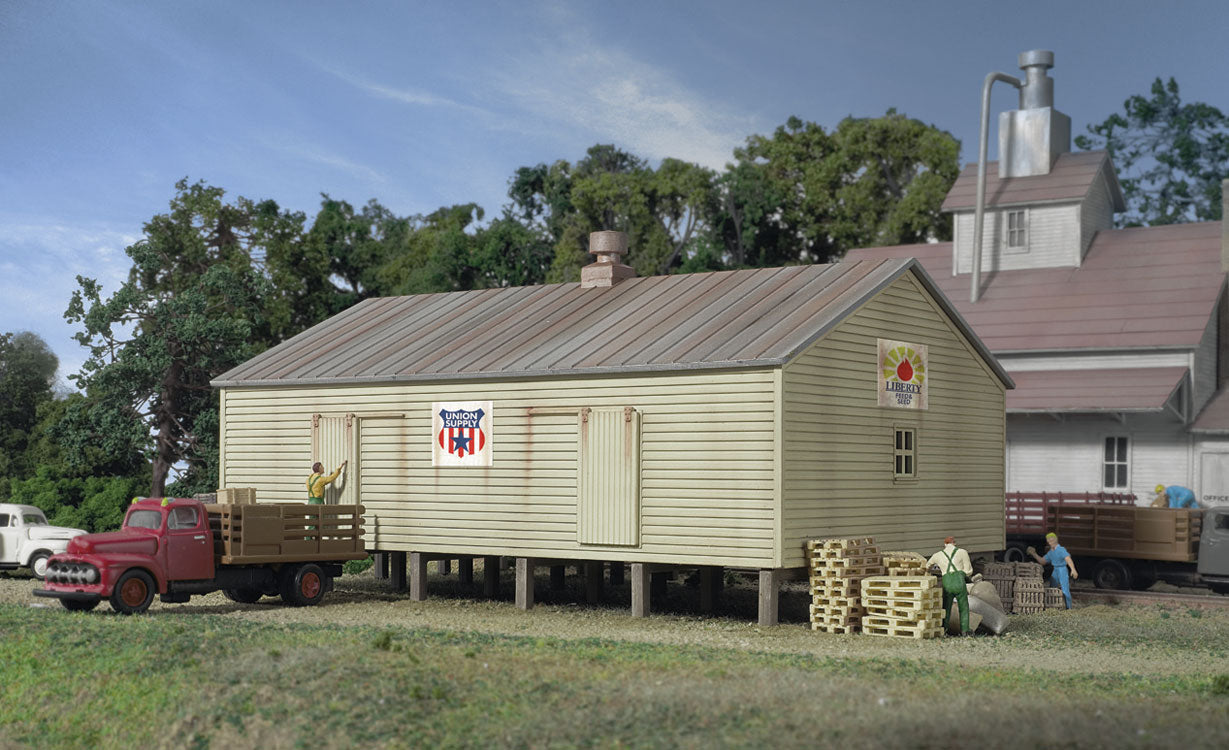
[2,0,1227,384]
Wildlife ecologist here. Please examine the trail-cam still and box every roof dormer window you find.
[1005,209,1028,252]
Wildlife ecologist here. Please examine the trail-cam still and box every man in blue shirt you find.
[1027,532,1078,609]
[1153,484,1198,509]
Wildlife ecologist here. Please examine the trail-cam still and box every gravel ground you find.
[5,567,1226,679]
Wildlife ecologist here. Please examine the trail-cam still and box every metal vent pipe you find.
[971,70,1021,303]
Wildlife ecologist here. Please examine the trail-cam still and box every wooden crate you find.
[1013,562,1043,579]
[205,503,366,563]
[1013,579,1044,614]
[983,562,1015,579]
[216,487,257,505]
[985,577,1014,610]
[1044,587,1067,609]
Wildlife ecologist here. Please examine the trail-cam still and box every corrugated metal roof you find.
[846,221,1225,353]
[1006,367,1187,413]
[941,150,1126,212]
[214,258,1011,388]
[1190,386,1229,433]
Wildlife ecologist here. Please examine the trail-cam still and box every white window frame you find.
[1004,208,1029,253]
[1102,435,1130,490]
[894,427,918,481]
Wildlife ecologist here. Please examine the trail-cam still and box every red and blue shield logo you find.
[437,407,486,459]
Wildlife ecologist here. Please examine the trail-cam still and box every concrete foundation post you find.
[758,568,781,626]
[389,551,407,593]
[373,552,388,580]
[410,552,427,601]
[631,563,650,617]
[700,566,722,613]
[482,556,500,598]
[584,561,603,604]
[515,557,536,610]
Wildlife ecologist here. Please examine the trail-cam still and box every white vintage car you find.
[0,504,86,579]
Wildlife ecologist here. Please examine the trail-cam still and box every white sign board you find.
[877,339,928,410]
[432,401,493,467]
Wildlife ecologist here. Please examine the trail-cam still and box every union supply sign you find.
[877,339,927,410]
[432,401,493,467]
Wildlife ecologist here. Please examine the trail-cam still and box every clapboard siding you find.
[780,274,1007,566]
[954,204,1081,273]
[221,369,777,566]
[1006,413,1192,499]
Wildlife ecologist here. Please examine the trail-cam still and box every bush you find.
[344,556,374,575]
[7,467,143,533]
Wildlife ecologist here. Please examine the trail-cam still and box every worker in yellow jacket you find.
[306,461,347,505]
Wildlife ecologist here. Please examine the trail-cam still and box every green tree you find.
[730,111,958,266]
[65,180,273,496]
[1076,77,1228,226]
[0,331,59,483]
[374,203,484,295]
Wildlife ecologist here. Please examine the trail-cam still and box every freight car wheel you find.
[110,569,155,614]
[1092,559,1133,590]
[61,599,99,612]
[280,563,326,607]
[223,588,263,604]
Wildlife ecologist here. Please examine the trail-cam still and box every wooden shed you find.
[213,238,1012,623]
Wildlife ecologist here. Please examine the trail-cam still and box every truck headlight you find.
[84,568,98,583]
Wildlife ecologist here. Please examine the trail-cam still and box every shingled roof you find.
[846,221,1225,353]
[941,150,1126,212]
[214,258,1010,388]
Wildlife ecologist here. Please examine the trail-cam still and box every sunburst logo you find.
[882,345,925,385]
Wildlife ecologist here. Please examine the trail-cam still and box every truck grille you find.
[46,562,99,585]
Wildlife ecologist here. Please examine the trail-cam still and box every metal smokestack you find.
[971,50,1071,303]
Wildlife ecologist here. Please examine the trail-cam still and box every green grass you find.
[2,603,1228,749]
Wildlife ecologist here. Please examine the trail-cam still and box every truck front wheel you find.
[28,551,51,580]
[61,598,99,612]
[111,569,155,614]
[280,563,327,607]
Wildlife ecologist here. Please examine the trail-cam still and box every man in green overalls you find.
[926,535,973,635]
[307,461,346,504]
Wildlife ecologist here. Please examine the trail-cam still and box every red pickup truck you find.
[34,496,367,614]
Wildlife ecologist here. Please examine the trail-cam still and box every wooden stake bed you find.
[204,503,367,566]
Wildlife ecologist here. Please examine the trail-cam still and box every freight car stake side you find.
[34,497,366,614]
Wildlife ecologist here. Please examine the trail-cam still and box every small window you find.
[0,514,10,527]
[1005,209,1028,251]
[1103,437,1129,489]
[894,428,917,479]
[168,506,199,530]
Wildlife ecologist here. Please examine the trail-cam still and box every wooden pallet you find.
[866,603,936,620]
[863,593,941,610]
[807,536,877,552]
[861,621,943,639]
[811,594,860,608]
[862,575,937,591]
[811,622,859,634]
[862,614,938,629]
[886,563,928,576]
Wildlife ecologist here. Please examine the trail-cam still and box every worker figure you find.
[1152,484,1198,509]
[927,536,972,636]
[307,460,347,505]
[1027,532,1078,609]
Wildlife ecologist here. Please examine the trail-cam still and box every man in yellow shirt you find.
[306,460,347,505]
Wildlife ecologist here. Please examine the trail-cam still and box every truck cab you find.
[1197,506,1229,593]
[0,503,85,579]
[37,497,214,613]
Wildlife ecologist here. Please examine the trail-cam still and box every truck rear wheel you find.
[223,588,263,604]
[1092,559,1133,590]
[280,563,326,607]
[1001,542,1029,563]
[111,569,155,614]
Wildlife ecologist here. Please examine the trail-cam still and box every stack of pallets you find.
[807,537,884,634]
[860,576,943,639]
[982,562,1016,612]
[883,551,927,576]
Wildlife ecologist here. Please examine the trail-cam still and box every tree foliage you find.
[1076,77,1228,226]
[0,332,58,481]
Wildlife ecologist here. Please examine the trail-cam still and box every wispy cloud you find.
[0,219,138,386]
[256,133,388,185]
[487,23,762,169]
[322,65,494,120]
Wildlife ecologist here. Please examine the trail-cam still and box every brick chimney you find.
[580,230,635,288]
